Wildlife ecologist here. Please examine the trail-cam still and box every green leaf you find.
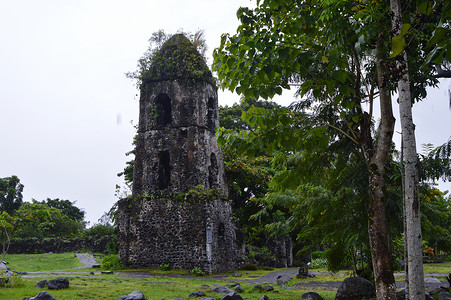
[390,35,407,58]
[418,2,434,15]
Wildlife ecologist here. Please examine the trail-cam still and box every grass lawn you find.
[5,253,84,272]
[0,275,337,300]
[2,253,449,300]
[423,260,451,274]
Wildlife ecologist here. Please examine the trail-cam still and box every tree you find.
[0,175,23,215]
[36,198,85,223]
[219,100,282,244]
[212,1,439,298]
[13,202,83,238]
[0,211,14,262]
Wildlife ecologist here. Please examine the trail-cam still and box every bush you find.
[311,251,325,259]
[310,258,328,269]
[106,236,118,254]
[0,272,24,288]
[189,267,204,276]
[84,224,115,237]
[160,263,171,271]
[100,254,124,270]
[240,263,259,270]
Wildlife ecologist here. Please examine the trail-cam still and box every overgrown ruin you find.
[117,34,243,273]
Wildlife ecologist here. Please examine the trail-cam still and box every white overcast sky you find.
[0,1,449,225]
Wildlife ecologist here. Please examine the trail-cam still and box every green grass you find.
[0,275,337,300]
[423,260,451,274]
[5,253,84,272]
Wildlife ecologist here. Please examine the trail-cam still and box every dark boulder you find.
[335,277,376,300]
[302,292,324,300]
[233,284,244,293]
[117,290,146,300]
[48,278,69,290]
[221,292,243,300]
[253,284,263,291]
[189,291,206,298]
[35,280,48,288]
[213,286,234,294]
[23,291,57,300]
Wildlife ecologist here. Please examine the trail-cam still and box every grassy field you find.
[1,253,449,300]
[0,274,338,300]
[423,260,451,274]
[5,253,84,272]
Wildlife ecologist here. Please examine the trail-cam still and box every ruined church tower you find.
[118,34,241,273]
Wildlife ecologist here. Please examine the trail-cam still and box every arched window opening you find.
[155,94,172,126]
[208,153,218,189]
[158,151,170,190]
[207,97,215,128]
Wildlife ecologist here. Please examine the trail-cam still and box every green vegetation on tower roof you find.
[143,34,213,85]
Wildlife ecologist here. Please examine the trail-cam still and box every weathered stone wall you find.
[132,80,227,196]
[7,236,114,254]
[265,235,293,268]
[118,196,241,273]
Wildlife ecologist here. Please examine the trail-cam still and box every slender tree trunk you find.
[390,1,425,299]
[366,35,397,300]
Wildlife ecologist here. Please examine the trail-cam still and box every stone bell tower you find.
[118,34,241,273]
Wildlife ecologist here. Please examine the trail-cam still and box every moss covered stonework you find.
[118,35,243,273]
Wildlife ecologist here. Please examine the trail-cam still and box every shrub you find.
[189,267,204,276]
[160,263,171,271]
[0,272,24,288]
[240,263,259,270]
[309,258,328,269]
[106,237,118,254]
[100,254,124,270]
[311,251,325,259]
[84,224,115,237]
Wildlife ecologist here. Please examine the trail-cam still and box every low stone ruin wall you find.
[7,236,114,254]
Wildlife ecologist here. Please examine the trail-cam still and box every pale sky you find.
[0,0,449,225]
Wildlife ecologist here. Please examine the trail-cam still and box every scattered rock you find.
[396,259,406,270]
[396,289,406,300]
[253,284,263,291]
[92,264,101,268]
[24,291,57,300]
[264,285,274,291]
[35,280,48,288]
[232,272,242,277]
[425,278,442,284]
[48,278,69,290]
[90,272,95,275]
[259,296,270,300]
[101,271,113,274]
[198,284,210,289]
[297,264,309,278]
[196,298,215,300]
[335,277,375,300]
[213,286,234,294]
[435,290,451,300]
[233,284,244,293]
[117,290,146,300]
[221,292,243,300]
[189,291,206,298]
[301,292,324,300]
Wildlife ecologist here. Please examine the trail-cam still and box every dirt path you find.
[75,253,97,268]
